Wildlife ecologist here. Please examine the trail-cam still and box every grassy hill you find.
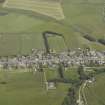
[0,0,105,56]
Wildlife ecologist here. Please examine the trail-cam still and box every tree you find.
[62,87,77,105]
[58,63,64,79]
[68,87,77,105]
[0,0,5,3]
[77,66,88,81]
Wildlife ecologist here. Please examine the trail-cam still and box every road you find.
[77,80,88,105]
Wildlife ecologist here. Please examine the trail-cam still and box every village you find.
[0,48,105,70]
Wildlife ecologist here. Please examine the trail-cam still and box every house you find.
[46,82,56,90]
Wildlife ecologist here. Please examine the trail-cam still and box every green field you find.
[0,0,105,56]
[0,70,70,105]
[85,73,105,105]
[3,0,64,20]
[0,1,105,104]
[45,67,79,81]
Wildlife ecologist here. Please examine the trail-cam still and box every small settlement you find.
[0,48,105,70]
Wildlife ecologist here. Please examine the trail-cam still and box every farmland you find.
[85,73,105,105]
[0,0,105,55]
[45,67,79,82]
[0,0,105,105]
[0,70,70,105]
[3,0,64,20]
[0,67,80,105]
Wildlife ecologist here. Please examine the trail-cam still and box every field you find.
[45,67,79,81]
[0,66,80,105]
[0,0,105,55]
[0,70,70,105]
[0,1,105,105]
[3,0,64,20]
[85,73,105,105]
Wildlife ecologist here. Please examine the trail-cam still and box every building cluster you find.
[0,48,105,70]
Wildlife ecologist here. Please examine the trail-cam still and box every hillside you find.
[0,0,105,55]
[0,1,105,105]
[85,73,105,105]
[3,0,64,20]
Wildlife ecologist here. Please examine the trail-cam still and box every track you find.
[77,81,88,105]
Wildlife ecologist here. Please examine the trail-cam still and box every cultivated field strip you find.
[3,0,64,20]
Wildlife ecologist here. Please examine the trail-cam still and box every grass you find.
[3,0,64,20]
[0,70,70,105]
[64,68,80,81]
[85,73,105,105]
[45,67,80,82]
[0,1,105,104]
[45,68,59,80]
[0,0,104,56]
[62,0,105,39]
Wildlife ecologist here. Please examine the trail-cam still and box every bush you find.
[62,87,77,105]
[98,39,105,45]
[94,68,105,74]
[83,35,96,42]
[0,0,5,3]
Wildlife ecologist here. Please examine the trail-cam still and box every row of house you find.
[0,48,105,70]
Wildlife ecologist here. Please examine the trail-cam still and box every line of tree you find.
[0,0,5,3]
[58,63,64,79]
[83,34,96,42]
[98,39,105,45]
[62,87,77,105]
[94,67,105,74]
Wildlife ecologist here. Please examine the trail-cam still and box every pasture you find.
[0,70,70,105]
[45,67,80,82]
[3,0,64,20]
[0,0,104,55]
[0,1,105,105]
[85,73,105,105]
[62,0,105,39]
